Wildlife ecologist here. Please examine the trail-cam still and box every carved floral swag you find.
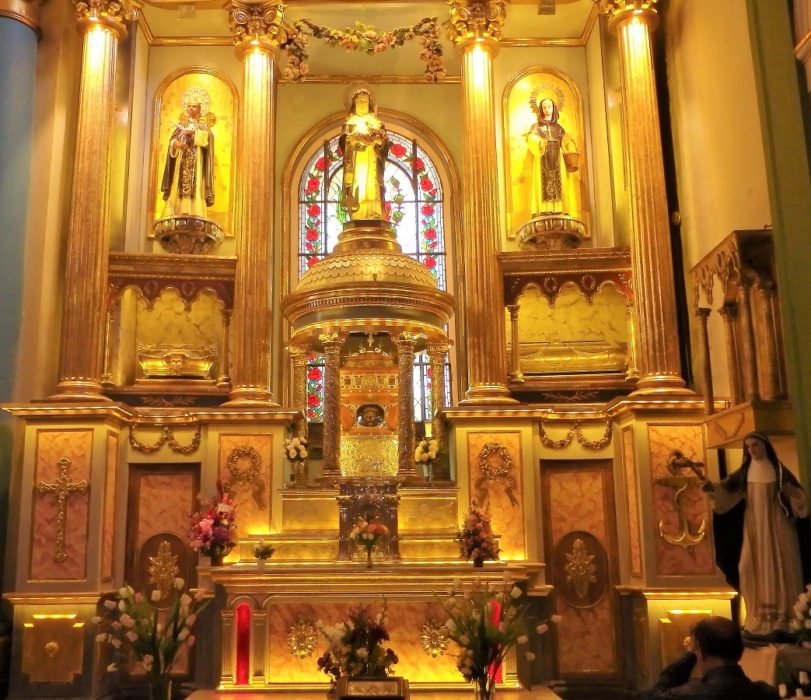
[282,18,446,83]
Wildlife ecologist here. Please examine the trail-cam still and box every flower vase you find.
[209,545,228,567]
[366,545,374,569]
[473,681,495,700]
[148,677,172,700]
[473,556,485,568]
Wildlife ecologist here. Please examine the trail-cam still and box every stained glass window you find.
[298,128,450,422]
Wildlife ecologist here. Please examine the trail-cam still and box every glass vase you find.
[148,677,172,700]
[209,544,230,566]
[473,681,495,700]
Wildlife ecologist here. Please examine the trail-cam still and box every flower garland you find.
[282,18,446,83]
[538,420,613,450]
[128,425,201,455]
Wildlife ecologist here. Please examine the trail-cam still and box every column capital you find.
[0,0,41,33]
[594,0,658,31]
[447,0,506,47]
[228,0,287,57]
[73,0,138,38]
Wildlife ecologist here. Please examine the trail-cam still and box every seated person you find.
[638,616,779,699]
[356,404,384,429]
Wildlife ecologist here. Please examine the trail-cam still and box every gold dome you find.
[281,221,455,350]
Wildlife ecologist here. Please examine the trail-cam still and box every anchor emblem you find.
[655,449,707,549]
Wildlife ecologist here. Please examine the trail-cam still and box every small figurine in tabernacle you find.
[703,432,811,637]
[356,404,384,428]
[160,87,216,219]
[339,89,389,221]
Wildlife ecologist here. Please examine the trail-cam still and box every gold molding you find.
[502,3,598,48]
[280,73,461,84]
[152,35,231,46]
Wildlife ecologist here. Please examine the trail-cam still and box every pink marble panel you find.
[137,473,195,548]
[467,432,525,559]
[622,428,643,578]
[648,425,715,576]
[102,432,118,581]
[31,429,93,580]
[219,434,273,534]
[266,601,459,683]
[548,469,616,674]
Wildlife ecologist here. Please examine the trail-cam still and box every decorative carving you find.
[539,421,613,450]
[148,540,180,601]
[420,620,449,658]
[225,445,266,509]
[553,531,608,609]
[128,425,201,455]
[594,0,658,23]
[72,0,137,35]
[447,0,507,44]
[229,0,287,51]
[474,443,519,512]
[655,450,707,549]
[565,538,597,601]
[287,619,317,659]
[37,457,89,563]
[137,344,218,379]
[337,480,400,561]
[44,641,60,658]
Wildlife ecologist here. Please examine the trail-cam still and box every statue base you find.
[153,215,224,254]
[517,214,587,250]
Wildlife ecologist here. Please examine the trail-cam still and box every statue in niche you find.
[340,88,389,221]
[525,94,579,218]
[356,403,385,428]
[160,87,216,219]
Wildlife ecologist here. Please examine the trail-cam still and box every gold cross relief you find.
[36,457,89,563]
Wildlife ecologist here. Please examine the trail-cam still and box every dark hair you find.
[692,617,743,662]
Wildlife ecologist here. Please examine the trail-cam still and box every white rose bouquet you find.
[284,435,309,461]
[415,436,439,481]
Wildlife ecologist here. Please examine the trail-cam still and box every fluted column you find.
[52,0,136,400]
[289,345,309,485]
[448,0,516,405]
[737,281,760,401]
[226,1,285,405]
[719,305,742,404]
[395,333,420,482]
[320,333,344,484]
[595,0,687,394]
[695,307,714,415]
[217,309,232,386]
[506,304,523,382]
[427,342,450,447]
[758,283,783,400]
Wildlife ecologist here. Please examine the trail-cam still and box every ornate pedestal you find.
[337,479,401,561]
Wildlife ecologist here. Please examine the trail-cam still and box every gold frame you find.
[145,65,240,243]
[501,65,591,240]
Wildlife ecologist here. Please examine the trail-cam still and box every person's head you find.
[357,404,383,427]
[540,98,556,120]
[352,89,372,115]
[691,617,743,670]
[187,102,202,119]
[741,431,779,468]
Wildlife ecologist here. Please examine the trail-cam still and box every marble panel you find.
[622,428,643,578]
[265,601,459,684]
[282,496,338,531]
[137,472,195,547]
[102,432,118,581]
[219,434,273,535]
[548,469,616,675]
[399,495,458,532]
[31,429,93,581]
[648,425,715,576]
[467,433,525,560]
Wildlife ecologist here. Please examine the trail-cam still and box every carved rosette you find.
[447,0,506,45]
[228,0,287,55]
[420,620,450,658]
[73,0,137,36]
[287,619,317,659]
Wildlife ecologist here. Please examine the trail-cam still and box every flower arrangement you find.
[254,541,275,561]
[316,603,399,687]
[440,577,560,699]
[415,436,439,481]
[189,482,237,561]
[351,518,390,567]
[284,435,309,461]
[94,579,208,699]
[282,18,446,83]
[458,502,500,566]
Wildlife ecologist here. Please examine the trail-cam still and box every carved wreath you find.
[478,443,513,481]
[226,446,262,485]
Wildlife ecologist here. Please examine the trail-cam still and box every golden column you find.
[448,0,516,405]
[395,332,420,483]
[289,344,309,485]
[596,0,687,393]
[320,332,345,484]
[52,0,136,400]
[226,1,285,405]
[427,341,450,446]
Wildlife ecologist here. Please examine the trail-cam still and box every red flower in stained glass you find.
[424,227,437,239]
[424,256,437,269]
[413,157,425,172]
[420,178,434,192]
[307,408,317,418]
[307,204,321,217]
[307,394,320,408]
[305,243,314,251]
[421,204,434,216]
[315,157,328,171]
[307,256,320,268]
[390,143,407,158]
[308,367,322,381]
[306,177,320,192]
[305,228,319,241]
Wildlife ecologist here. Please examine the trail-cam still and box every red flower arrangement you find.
[189,482,237,559]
